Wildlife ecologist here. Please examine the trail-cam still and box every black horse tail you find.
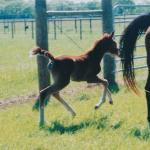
[30,47,55,61]
[120,13,150,95]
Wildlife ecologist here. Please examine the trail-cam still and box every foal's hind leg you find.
[87,82,113,104]
[94,78,113,109]
[53,93,76,117]
[87,76,113,109]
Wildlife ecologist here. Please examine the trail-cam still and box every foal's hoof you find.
[109,101,113,105]
[72,112,76,118]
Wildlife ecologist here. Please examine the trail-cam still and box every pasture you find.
[0,20,150,150]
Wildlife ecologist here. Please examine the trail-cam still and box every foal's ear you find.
[110,31,114,39]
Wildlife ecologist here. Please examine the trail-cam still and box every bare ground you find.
[0,82,87,109]
[0,93,36,109]
[0,76,146,109]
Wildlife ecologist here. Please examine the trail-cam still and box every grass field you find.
[1,87,150,150]
[0,20,150,150]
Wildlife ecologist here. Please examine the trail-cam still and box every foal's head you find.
[95,32,119,56]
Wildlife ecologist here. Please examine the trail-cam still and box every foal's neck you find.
[87,45,105,63]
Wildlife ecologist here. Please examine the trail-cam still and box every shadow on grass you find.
[130,127,150,140]
[44,116,123,134]
[111,120,124,130]
[44,116,109,134]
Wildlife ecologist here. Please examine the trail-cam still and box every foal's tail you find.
[120,13,150,95]
[30,47,55,61]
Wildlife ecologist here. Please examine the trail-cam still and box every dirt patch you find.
[0,93,36,109]
[0,77,146,109]
[0,83,91,109]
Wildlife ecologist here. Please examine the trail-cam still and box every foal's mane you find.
[120,13,150,94]
[67,34,111,61]
[89,33,112,51]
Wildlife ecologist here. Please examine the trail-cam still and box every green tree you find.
[0,0,34,18]
[86,1,100,10]
[112,0,135,5]
[113,0,135,15]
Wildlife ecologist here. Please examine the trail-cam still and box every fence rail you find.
[47,10,103,18]
[115,65,147,73]
[113,4,150,10]
[0,15,145,39]
[115,55,147,73]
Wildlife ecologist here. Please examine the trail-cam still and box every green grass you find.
[0,20,149,150]
[0,87,150,150]
[0,34,38,99]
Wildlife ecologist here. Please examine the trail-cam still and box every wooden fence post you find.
[60,19,63,34]
[89,18,92,33]
[79,19,82,40]
[24,19,27,34]
[102,0,119,92]
[4,20,9,33]
[54,19,57,40]
[13,20,16,34]
[31,20,34,39]
[35,0,50,126]
[11,21,14,39]
[75,18,77,33]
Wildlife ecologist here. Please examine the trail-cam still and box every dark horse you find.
[31,32,119,116]
[120,13,150,122]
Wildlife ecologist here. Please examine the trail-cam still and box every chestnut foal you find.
[31,32,119,116]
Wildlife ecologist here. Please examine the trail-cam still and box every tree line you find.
[0,0,149,19]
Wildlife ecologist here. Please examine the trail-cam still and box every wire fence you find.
[0,5,149,74]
